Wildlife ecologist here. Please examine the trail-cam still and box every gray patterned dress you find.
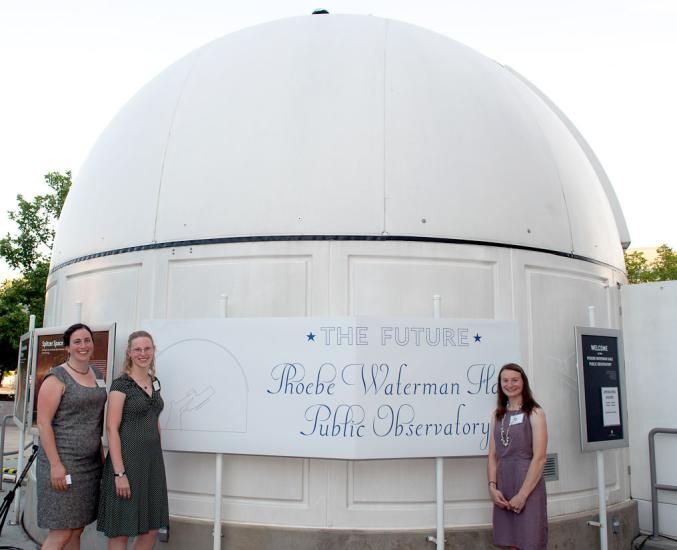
[36,365,107,529]
[97,374,169,537]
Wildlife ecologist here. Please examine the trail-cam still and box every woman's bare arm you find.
[487,412,510,508]
[106,390,131,498]
[36,375,67,490]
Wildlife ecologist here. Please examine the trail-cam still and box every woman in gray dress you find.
[487,363,548,550]
[36,323,107,550]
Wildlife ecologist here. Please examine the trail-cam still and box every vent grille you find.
[543,453,559,482]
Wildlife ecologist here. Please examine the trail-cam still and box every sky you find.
[1,0,676,280]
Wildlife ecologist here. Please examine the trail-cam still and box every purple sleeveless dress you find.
[493,409,547,550]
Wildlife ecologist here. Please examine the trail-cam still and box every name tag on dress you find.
[96,379,106,388]
[509,413,525,426]
[153,379,161,391]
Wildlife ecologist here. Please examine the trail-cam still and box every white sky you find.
[1,0,676,280]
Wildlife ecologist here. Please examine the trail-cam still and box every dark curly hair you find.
[63,323,93,347]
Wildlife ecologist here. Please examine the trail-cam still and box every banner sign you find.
[575,326,628,451]
[26,324,116,430]
[144,317,520,459]
[13,332,32,428]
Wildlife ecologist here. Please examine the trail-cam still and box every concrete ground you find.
[633,534,677,549]
[1,398,39,549]
[0,520,40,549]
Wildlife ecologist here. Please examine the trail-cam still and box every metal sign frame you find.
[575,326,629,452]
[25,323,116,431]
[12,332,33,429]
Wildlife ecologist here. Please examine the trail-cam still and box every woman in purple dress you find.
[487,363,548,550]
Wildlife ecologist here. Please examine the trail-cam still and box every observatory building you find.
[28,14,634,548]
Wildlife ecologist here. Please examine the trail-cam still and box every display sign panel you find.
[12,332,32,428]
[575,326,629,451]
[27,324,116,429]
[144,317,521,459]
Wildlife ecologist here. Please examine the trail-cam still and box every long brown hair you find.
[495,363,540,420]
[122,330,156,377]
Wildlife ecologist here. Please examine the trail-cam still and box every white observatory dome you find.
[52,14,628,272]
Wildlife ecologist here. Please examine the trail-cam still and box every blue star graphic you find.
[474,333,482,343]
[307,332,316,342]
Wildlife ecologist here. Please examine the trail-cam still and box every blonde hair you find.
[122,330,157,377]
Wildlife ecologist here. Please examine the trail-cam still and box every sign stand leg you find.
[212,295,229,550]
[12,314,35,525]
[586,305,608,550]
[596,449,608,550]
[435,457,444,550]
[214,453,223,550]
[433,296,444,550]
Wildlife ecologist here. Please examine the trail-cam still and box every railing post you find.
[648,427,677,539]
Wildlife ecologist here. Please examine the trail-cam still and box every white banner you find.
[143,317,520,459]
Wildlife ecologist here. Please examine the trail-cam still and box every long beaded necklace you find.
[500,403,522,447]
[499,414,511,447]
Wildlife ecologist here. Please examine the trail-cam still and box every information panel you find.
[26,324,116,429]
[144,317,521,459]
[575,326,628,451]
[12,332,32,428]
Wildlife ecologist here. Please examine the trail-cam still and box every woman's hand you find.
[50,462,68,491]
[508,491,527,514]
[490,486,510,509]
[114,475,131,499]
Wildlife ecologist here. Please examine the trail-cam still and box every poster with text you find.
[28,324,116,428]
[144,317,520,459]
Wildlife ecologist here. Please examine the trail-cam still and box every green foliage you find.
[624,250,651,284]
[0,171,71,272]
[624,244,677,284]
[0,171,71,372]
[0,263,49,371]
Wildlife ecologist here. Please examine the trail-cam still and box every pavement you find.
[0,398,39,549]
[634,534,677,549]
[0,520,39,549]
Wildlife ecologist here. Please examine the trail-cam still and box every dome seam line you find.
[48,234,623,275]
[153,49,205,244]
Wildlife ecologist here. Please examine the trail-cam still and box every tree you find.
[624,244,677,284]
[0,171,71,272]
[651,244,677,282]
[0,171,71,374]
[624,250,651,284]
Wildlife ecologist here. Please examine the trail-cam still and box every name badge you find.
[153,379,161,392]
[96,379,106,388]
[509,413,525,426]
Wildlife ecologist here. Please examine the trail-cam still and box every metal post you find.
[13,314,36,523]
[433,295,444,550]
[1,415,14,492]
[214,454,223,550]
[587,306,608,550]
[213,295,228,550]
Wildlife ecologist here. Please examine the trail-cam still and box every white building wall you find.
[622,281,677,537]
[44,239,628,529]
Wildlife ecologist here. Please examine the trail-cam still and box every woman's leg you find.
[132,529,159,550]
[41,529,74,550]
[63,527,84,550]
[107,536,129,550]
